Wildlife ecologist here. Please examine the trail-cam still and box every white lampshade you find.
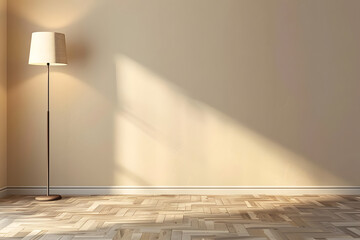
[29,32,67,66]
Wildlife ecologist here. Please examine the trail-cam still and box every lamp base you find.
[35,195,62,201]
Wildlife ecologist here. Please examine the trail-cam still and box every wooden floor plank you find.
[0,195,359,239]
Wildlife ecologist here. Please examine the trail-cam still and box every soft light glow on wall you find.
[9,0,97,28]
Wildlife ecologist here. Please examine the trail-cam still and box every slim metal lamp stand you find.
[35,63,62,201]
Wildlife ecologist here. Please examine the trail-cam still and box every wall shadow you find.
[108,0,360,185]
[6,0,360,187]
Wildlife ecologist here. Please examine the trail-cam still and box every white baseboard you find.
[0,187,8,198]
[4,186,360,196]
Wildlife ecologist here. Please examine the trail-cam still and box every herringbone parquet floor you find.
[0,195,360,239]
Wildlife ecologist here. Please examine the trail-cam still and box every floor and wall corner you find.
[1,1,360,238]
[0,0,7,198]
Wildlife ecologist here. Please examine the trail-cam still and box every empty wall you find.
[0,0,6,189]
[7,0,360,187]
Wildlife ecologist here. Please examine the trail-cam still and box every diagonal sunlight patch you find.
[114,54,347,187]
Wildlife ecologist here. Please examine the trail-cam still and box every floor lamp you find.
[29,32,67,201]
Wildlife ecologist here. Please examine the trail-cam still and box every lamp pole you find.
[47,62,50,197]
[34,63,61,201]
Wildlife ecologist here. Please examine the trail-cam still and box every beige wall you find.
[7,0,360,187]
[0,0,6,189]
